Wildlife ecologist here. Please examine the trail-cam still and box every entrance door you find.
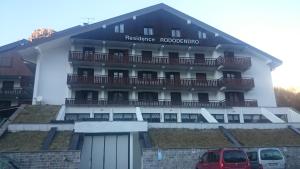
[80,134,129,169]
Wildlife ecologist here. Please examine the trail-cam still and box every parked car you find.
[247,148,286,169]
[196,148,251,169]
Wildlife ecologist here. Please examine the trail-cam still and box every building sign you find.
[125,35,155,42]
[125,35,200,45]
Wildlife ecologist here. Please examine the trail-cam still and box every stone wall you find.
[142,147,300,169]
[0,150,80,169]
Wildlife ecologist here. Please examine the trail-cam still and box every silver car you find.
[247,148,286,169]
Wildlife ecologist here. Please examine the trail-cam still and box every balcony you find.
[217,56,251,70]
[223,100,258,107]
[65,98,258,108]
[67,74,254,91]
[69,51,217,70]
[67,74,220,90]
[219,78,254,91]
[0,88,32,99]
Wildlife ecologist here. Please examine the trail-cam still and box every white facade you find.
[19,3,299,127]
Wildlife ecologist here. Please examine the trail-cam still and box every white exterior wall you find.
[33,39,71,105]
[242,52,277,107]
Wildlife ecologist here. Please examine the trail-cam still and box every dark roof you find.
[0,52,34,77]
[0,39,30,53]
[5,3,282,68]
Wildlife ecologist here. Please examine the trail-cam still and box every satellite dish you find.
[36,96,43,102]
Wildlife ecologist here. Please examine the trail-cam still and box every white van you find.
[247,148,286,169]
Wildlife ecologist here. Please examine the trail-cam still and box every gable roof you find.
[8,3,281,69]
[0,39,29,54]
[0,52,34,77]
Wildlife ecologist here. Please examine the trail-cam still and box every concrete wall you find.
[243,51,277,107]
[142,147,300,169]
[33,38,71,105]
[0,151,80,169]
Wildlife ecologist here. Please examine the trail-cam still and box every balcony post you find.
[101,41,106,53]
[100,91,105,100]
[224,112,229,123]
[177,113,181,122]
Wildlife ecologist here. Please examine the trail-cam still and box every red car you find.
[196,148,251,169]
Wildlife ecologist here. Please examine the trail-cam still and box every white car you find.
[247,148,286,169]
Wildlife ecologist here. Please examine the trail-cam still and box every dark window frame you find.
[142,113,160,122]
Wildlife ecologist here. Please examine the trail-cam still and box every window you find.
[194,53,205,63]
[94,113,109,121]
[142,113,160,122]
[247,152,258,162]
[198,93,209,103]
[212,114,225,123]
[144,27,154,36]
[82,47,95,56]
[65,113,90,121]
[113,113,137,121]
[207,152,220,163]
[196,73,206,80]
[164,113,177,123]
[260,149,283,160]
[142,51,152,61]
[243,114,270,123]
[224,51,234,57]
[108,91,129,103]
[138,92,158,102]
[228,114,240,123]
[138,71,157,79]
[114,24,124,33]
[2,81,14,90]
[181,114,207,123]
[198,31,207,39]
[171,29,181,37]
[223,150,247,163]
[223,71,241,79]
[275,114,288,122]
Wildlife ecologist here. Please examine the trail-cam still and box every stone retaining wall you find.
[0,150,80,169]
[142,147,300,169]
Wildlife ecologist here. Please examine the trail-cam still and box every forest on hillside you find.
[275,87,300,112]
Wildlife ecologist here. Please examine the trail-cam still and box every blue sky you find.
[1,0,300,88]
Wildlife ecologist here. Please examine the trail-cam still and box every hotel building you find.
[17,3,300,169]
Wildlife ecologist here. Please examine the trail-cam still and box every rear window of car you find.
[247,152,258,161]
[260,149,283,160]
[223,150,247,163]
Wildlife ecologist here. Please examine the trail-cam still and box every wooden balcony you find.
[67,74,220,90]
[67,75,254,91]
[223,99,258,107]
[69,51,217,70]
[65,98,258,107]
[217,56,251,70]
[0,88,32,99]
[219,78,254,91]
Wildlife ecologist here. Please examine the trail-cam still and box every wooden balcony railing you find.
[65,98,258,107]
[222,99,258,107]
[217,56,251,70]
[67,74,220,89]
[67,74,254,91]
[0,88,32,98]
[69,51,217,67]
[219,78,254,90]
